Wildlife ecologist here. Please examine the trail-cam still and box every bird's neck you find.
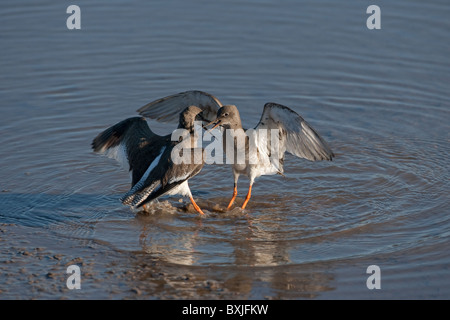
[225,115,243,130]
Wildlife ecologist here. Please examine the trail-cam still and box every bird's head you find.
[206,105,241,130]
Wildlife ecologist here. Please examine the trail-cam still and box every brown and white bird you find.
[91,106,206,214]
[138,90,334,210]
[207,103,334,209]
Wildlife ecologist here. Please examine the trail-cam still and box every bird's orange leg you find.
[241,184,252,210]
[189,196,205,215]
[226,184,238,210]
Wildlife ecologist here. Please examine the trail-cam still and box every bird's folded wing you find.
[255,103,334,161]
[137,90,223,123]
[133,147,205,208]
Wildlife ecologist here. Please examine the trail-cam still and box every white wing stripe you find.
[125,146,166,197]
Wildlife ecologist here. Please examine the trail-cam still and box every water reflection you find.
[136,204,294,267]
[127,247,335,299]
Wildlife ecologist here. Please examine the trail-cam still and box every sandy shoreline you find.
[0,222,326,299]
[1,222,448,300]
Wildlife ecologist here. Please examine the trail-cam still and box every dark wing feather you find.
[137,90,222,123]
[91,117,169,186]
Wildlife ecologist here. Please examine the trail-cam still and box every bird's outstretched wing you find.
[91,117,170,186]
[255,103,334,162]
[137,90,223,123]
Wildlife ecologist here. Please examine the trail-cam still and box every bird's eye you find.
[223,113,229,117]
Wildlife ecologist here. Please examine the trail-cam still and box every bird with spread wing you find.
[137,90,334,210]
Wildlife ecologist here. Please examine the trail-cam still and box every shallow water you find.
[0,0,449,299]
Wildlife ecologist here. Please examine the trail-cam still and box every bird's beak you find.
[203,119,221,133]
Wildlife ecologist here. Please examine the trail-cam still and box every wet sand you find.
[1,220,448,299]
